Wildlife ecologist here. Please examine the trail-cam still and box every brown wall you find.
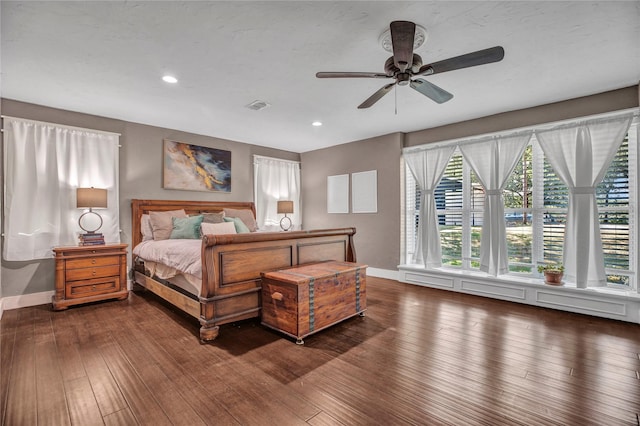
[406,86,638,147]
[0,99,299,297]
[2,84,638,296]
[301,133,404,270]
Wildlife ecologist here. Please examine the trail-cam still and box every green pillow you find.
[224,216,250,233]
[170,215,204,239]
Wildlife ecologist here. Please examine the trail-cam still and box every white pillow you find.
[141,214,154,241]
[201,221,237,235]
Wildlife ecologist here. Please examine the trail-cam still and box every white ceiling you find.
[1,1,639,153]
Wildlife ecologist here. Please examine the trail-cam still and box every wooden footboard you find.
[131,199,356,342]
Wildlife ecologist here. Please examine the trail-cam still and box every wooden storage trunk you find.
[260,261,367,344]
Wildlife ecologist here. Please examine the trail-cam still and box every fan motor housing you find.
[384,54,423,77]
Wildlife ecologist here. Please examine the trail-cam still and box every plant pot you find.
[544,271,564,285]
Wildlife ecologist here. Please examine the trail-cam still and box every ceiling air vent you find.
[245,100,271,111]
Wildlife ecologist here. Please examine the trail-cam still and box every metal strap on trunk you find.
[309,277,315,332]
[355,267,361,312]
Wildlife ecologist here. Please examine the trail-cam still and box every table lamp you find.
[77,187,107,234]
[277,200,293,231]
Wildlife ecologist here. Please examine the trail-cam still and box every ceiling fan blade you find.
[390,21,415,72]
[410,79,454,104]
[316,72,389,79]
[417,46,505,76]
[358,83,396,109]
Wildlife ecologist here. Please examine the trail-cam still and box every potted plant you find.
[537,263,564,285]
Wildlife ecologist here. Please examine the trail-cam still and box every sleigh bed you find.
[131,199,356,341]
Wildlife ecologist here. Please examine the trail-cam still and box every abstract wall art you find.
[163,139,231,192]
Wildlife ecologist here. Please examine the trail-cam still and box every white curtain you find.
[3,117,120,261]
[536,115,632,288]
[253,156,301,231]
[459,133,532,276]
[404,146,456,268]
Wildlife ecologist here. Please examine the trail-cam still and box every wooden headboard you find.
[131,199,256,249]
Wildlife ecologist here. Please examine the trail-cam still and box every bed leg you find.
[199,325,220,342]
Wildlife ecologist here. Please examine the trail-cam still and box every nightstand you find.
[52,243,129,310]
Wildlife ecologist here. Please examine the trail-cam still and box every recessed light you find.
[312,121,322,127]
[162,75,178,84]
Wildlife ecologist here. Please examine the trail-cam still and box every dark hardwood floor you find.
[1,277,639,425]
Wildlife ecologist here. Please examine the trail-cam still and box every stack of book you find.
[79,232,105,246]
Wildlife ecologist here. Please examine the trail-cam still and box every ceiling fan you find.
[316,21,505,109]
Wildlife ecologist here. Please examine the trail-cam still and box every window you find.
[3,117,120,261]
[539,147,566,268]
[536,135,633,285]
[597,135,632,285]
[437,153,464,267]
[404,118,637,289]
[504,145,533,273]
[253,155,301,231]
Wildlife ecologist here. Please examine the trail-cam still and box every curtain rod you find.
[253,154,300,165]
[1,115,122,137]
[403,107,639,154]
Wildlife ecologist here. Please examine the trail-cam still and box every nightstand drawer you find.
[66,255,120,269]
[66,277,119,299]
[66,264,121,281]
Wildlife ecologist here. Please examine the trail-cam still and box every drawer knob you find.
[92,271,96,276]
[271,292,284,301]
[92,285,96,290]
[91,259,96,264]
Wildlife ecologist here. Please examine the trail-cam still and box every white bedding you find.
[142,260,201,297]
[134,239,202,277]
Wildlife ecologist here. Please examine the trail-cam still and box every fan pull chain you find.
[394,84,398,115]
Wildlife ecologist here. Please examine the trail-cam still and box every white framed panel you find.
[327,174,349,213]
[352,170,377,213]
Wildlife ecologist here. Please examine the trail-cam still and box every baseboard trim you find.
[0,279,135,320]
[0,290,55,316]
[367,267,399,281]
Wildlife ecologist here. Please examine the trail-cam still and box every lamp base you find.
[279,215,292,231]
[78,209,103,234]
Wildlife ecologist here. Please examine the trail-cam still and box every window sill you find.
[398,264,640,323]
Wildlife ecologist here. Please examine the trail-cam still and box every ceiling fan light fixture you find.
[162,75,178,84]
[312,121,323,127]
[396,73,411,86]
[379,24,427,52]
